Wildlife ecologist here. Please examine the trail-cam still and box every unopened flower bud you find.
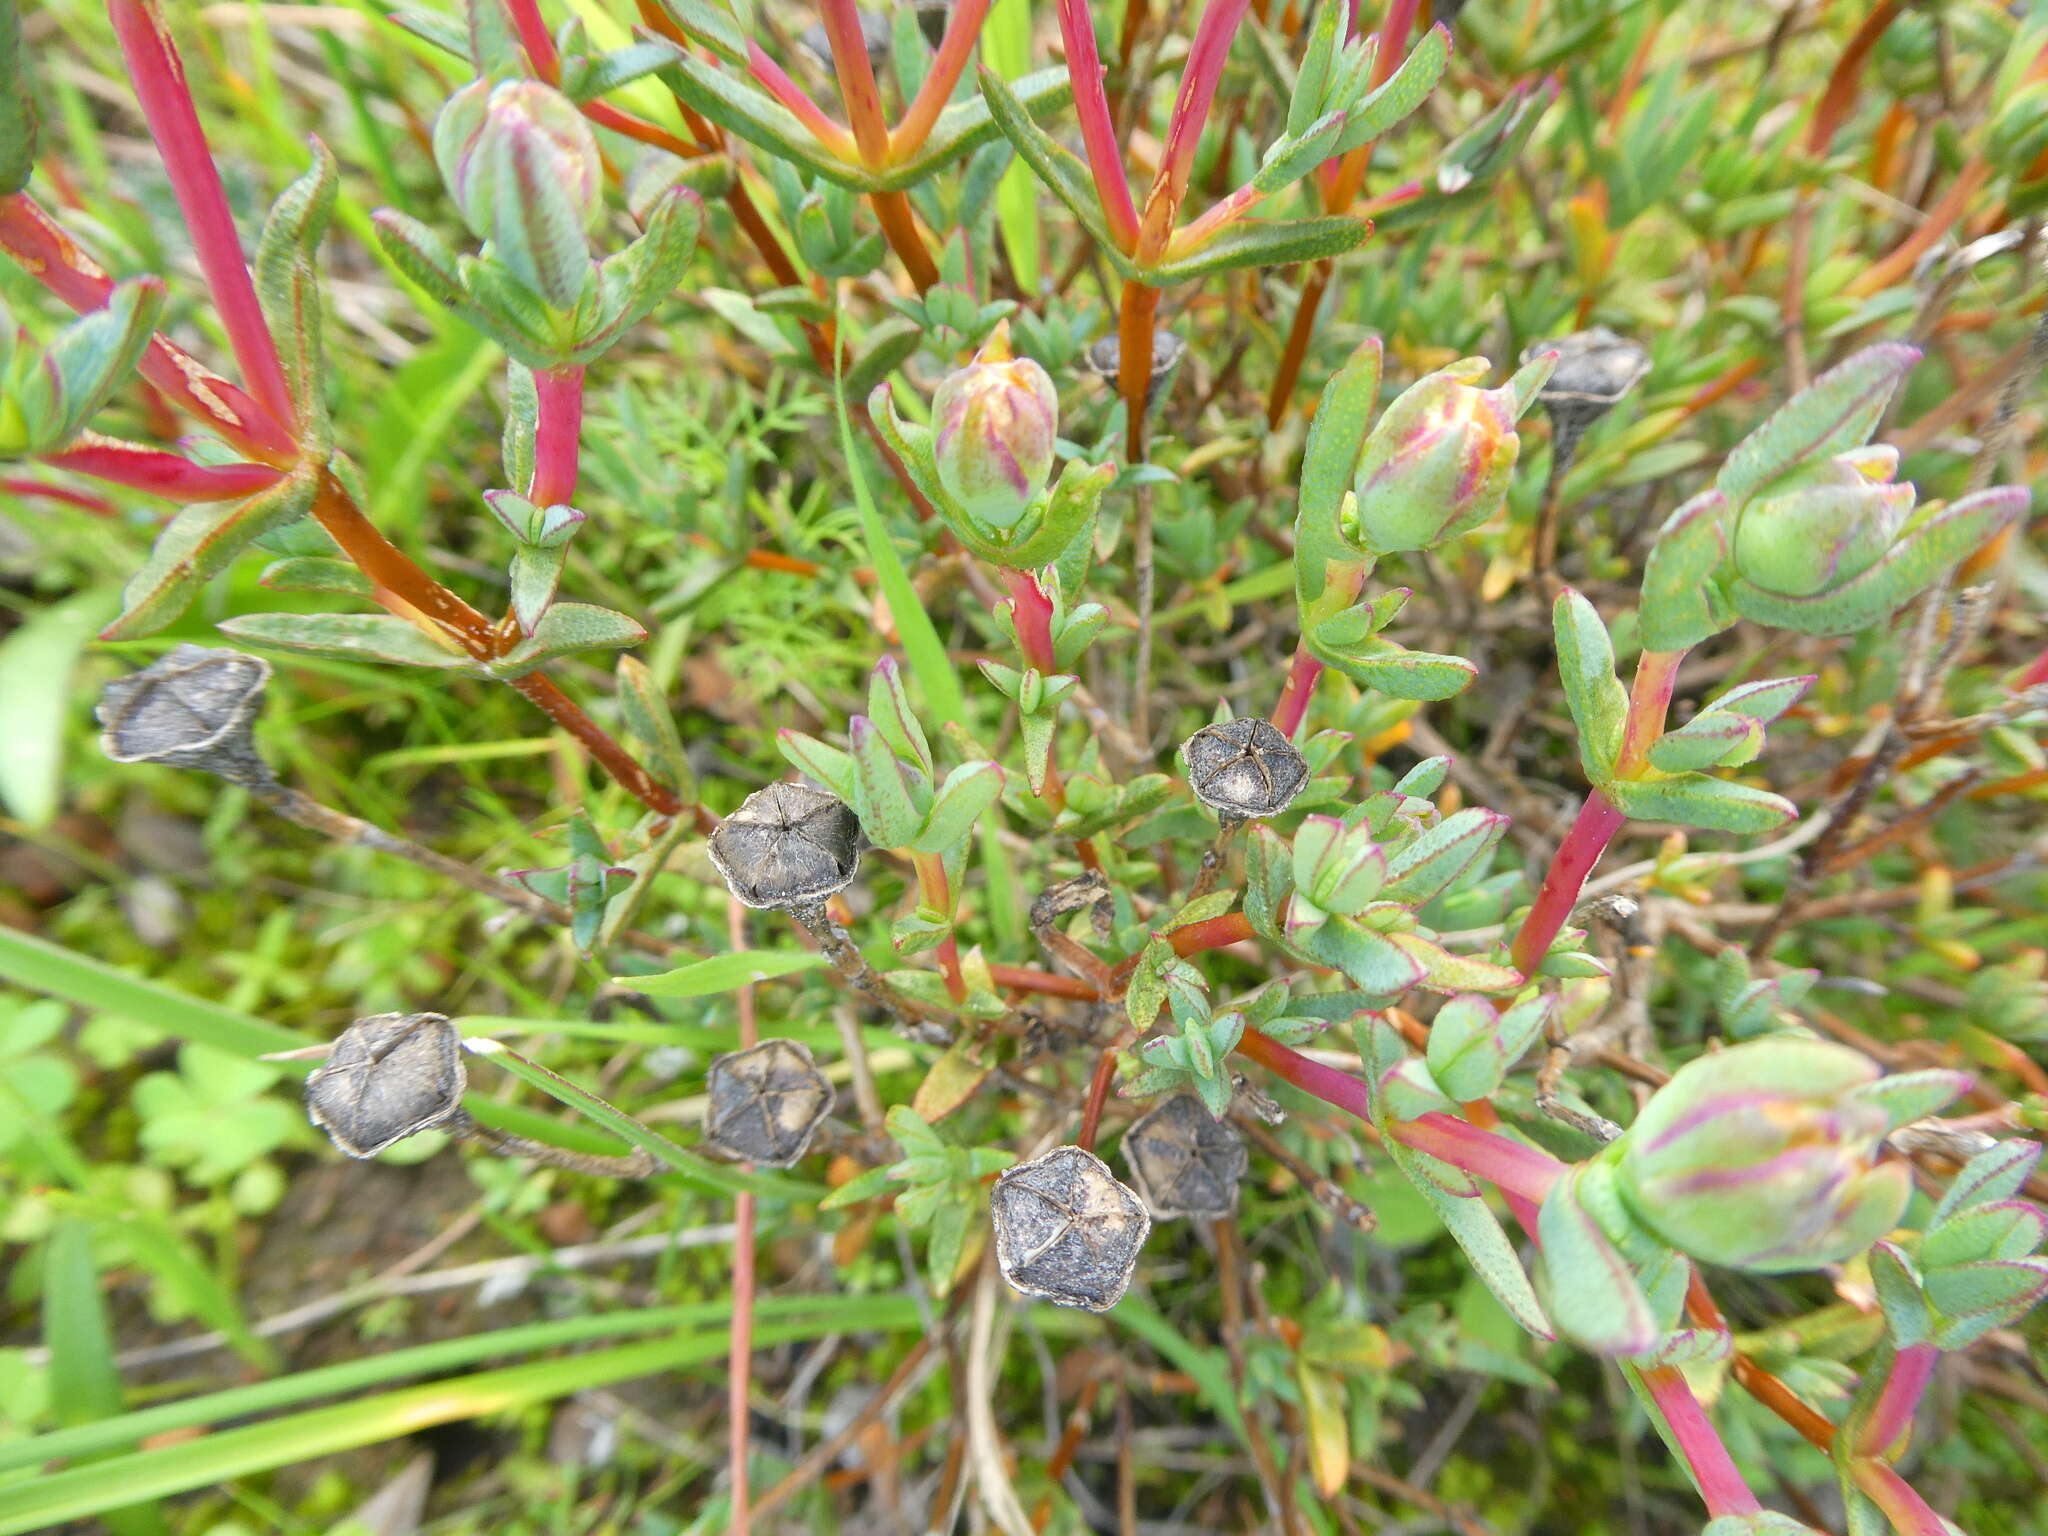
[1349,360,1527,554]
[1732,445,1916,599]
[991,1145,1151,1311]
[1612,1037,1949,1273]
[708,782,863,910]
[304,1012,467,1158]
[433,79,602,308]
[703,1038,834,1166]
[1122,1094,1247,1220]
[97,644,274,787]
[931,322,1059,533]
[1183,717,1309,822]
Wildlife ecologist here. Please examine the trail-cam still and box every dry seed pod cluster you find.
[703,1038,835,1167]
[707,782,864,911]
[97,644,275,788]
[1122,1094,1250,1220]
[1183,716,1310,822]
[990,1145,1151,1311]
[303,1012,467,1158]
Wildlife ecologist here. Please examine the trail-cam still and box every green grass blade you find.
[0,1298,920,1534]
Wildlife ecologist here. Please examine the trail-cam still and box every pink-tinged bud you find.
[931,321,1058,533]
[1349,359,1524,554]
[1732,445,1916,598]
[433,79,602,308]
[1612,1037,1960,1273]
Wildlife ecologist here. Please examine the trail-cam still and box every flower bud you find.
[708,782,863,910]
[97,644,274,788]
[304,1012,466,1158]
[991,1145,1151,1311]
[1731,445,1916,598]
[1349,360,1525,554]
[1612,1037,1938,1273]
[931,321,1058,533]
[433,79,602,308]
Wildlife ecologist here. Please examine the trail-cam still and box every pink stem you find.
[1854,1460,1951,1536]
[1394,1111,1566,1204]
[1170,176,1270,255]
[817,0,891,165]
[42,436,283,500]
[1508,789,1626,977]
[1002,566,1059,674]
[501,0,560,75]
[1639,1364,1762,1518]
[1270,643,1323,737]
[1614,647,1685,777]
[1057,0,1141,253]
[892,0,993,157]
[2017,645,2048,691]
[0,194,296,463]
[1372,0,1423,87]
[1859,1342,1939,1458]
[747,42,859,163]
[1146,0,1250,242]
[529,365,585,508]
[0,476,118,514]
[1235,1027,1567,1204]
[107,0,296,433]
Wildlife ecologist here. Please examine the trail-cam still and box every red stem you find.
[818,0,892,165]
[41,437,281,501]
[747,42,859,162]
[1141,0,1251,256]
[892,0,993,157]
[1077,1046,1120,1151]
[1235,1027,1566,1202]
[1168,910,1256,957]
[529,365,585,508]
[0,194,295,464]
[2018,646,2048,691]
[1858,1341,1939,1459]
[1639,1365,1762,1518]
[1058,0,1141,252]
[1270,643,1323,737]
[0,476,118,513]
[1507,789,1626,976]
[1854,1460,1951,1536]
[987,964,1099,1000]
[108,0,296,433]
[1002,566,1059,673]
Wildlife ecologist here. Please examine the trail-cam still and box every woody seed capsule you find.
[703,1038,835,1166]
[1523,327,1649,434]
[97,644,275,788]
[991,1145,1151,1311]
[1183,717,1309,821]
[304,1012,467,1158]
[707,782,863,910]
[1122,1094,1248,1220]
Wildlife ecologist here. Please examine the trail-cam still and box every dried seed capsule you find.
[304,1012,467,1158]
[703,1038,834,1167]
[1084,328,1187,385]
[1522,327,1650,432]
[97,644,274,787]
[1122,1094,1248,1220]
[990,1145,1151,1311]
[1182,717,1309,822]
[707,782,863,910]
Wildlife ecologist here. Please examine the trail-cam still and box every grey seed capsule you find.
[1183,717,1309,821]
[707,782,863,910]
[304,1012,466,1158]
[1522,327,1650,427]
[97,644,274,786]
[990,1145,1151,1312]
[1084,327,1187,384]
[1122,1094,1249,1220]
[703,1038,835,1167]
